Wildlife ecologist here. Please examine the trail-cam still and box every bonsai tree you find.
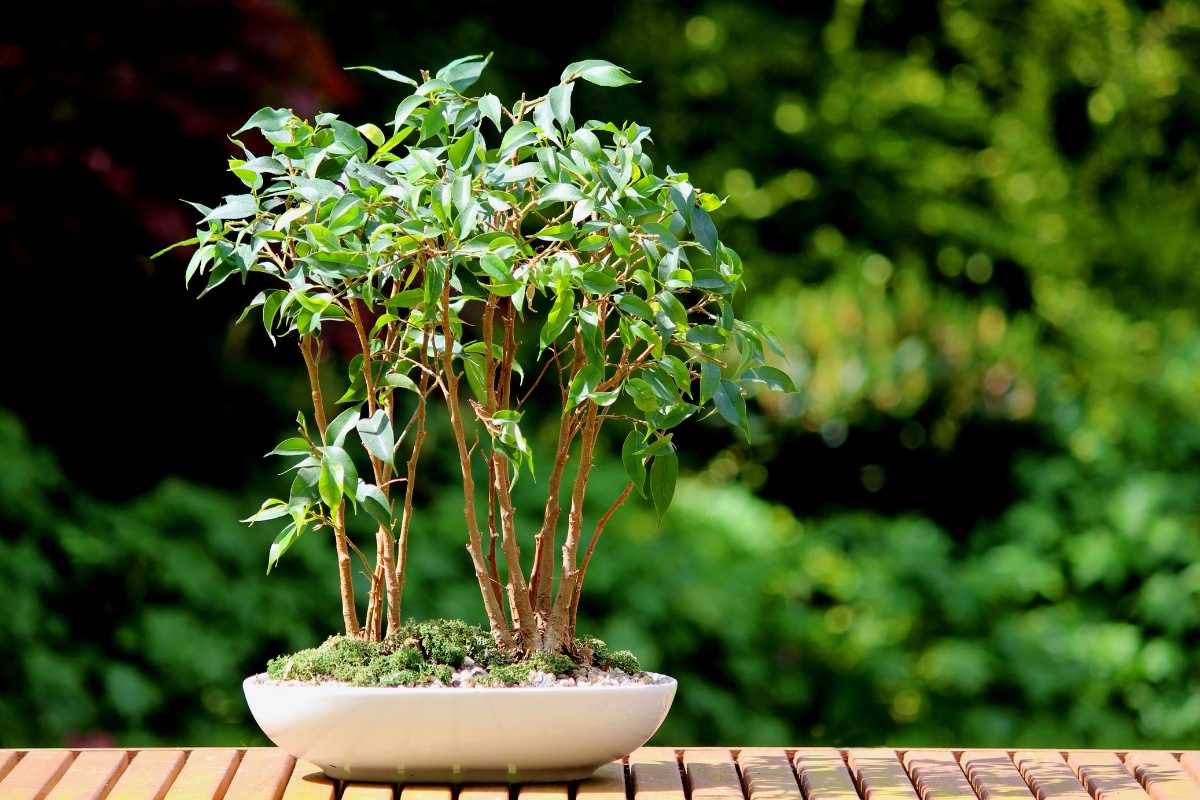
[160,54,790,657]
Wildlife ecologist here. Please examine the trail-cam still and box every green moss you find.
[484,663,529,686]
[603,649,641,673]
[371,646,425,673]
[264,621,642,686]
[414,618,496,667]
[575,635,610,664]
[525,652,574,675]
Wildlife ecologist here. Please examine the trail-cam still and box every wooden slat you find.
[107,752,186,800]
[459,788,507,800]
[278,762,333,800]
[1178,756,1200,788]
[960,751,1036,800]
[1012,751,1091,800]
[577,761,626,800]
[903,750,975,800]
[518,784,568,800]
[846,749,920,800]
[224,751,293,800]
[737,749,802,800]
[683,749,742,800]
[1067,752,1149,800]
[629,748,685,800]
[397,787,448,800]
[44,752,128,800]
[0,751,76,800]
[0,756,20,786]
[162,750,240,800]
[342,784,392,800]
[794,748,859,800]
[1124,752,1200,800]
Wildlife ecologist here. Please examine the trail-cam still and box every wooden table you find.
[3,747,1200,800]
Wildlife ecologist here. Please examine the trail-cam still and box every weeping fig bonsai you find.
[159,54,791,660]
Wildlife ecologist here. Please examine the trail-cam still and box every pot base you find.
[316,765,599,783]
[244,674,676,784]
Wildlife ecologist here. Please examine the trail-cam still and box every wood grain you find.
[683,749,742,800]
[577,761,626,800]
[846,749,921,800]
[0,750,77,800]
[738,749,802,800]
[630,748,685,800]
[1124,752,1200,800]
[43,751,128,800]
[161,751,240,800]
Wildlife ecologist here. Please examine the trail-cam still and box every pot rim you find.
[243,672,677,695]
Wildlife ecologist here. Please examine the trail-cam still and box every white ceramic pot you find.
[243,674,677,782]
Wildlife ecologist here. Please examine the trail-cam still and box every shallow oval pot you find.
[243,674,677,783]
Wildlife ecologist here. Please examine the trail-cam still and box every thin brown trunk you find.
[568,481,634,639]
[529,410,577,619]
[492,456,538,646]
[393,329,431,628]
[529,331,584,620]
[437,272,514,649]
[485,458,507,618]
[299,335,361,638]
[349,299,401,637]
[544,404,601,652]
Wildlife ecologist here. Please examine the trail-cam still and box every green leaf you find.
[622,430,647,498]
[649,448,678,519]
[235,107,292,135]
[382,371,419,392]
[356,122,386,147]
[660,355,692,393]
[356,480,393,527]
[478,94,502,130]
[150,237,198,260]
[561,59,640,87]
[355,409,395,467]
[267,522,301,574]
[617,293,654,319]
[392,94,427,129]
[714,379,750,441]
[654,291,689,332]
[539,285,574,350]
[421,104,448,143]
[500,122,537,157]
[536,222,577,241]
[687,325,728,346]
[435,52,492,92]
[202,194,257,222]
[610,223,632,256]
[699,361,721,406]
[548,82,574,126]
[318,445,359,511]
[690,206,719,253]
[539,183,585,204]
[324,406,360,447]
[572,128,602,160]
[533,100,560,146]
[624,379,659,413]
[566,364,603,412]
[346,66,418,86]
[448,129,477,169]
[743,365,796,392]
[267,437,311,458]
[502,162,543,183]
[581,270,618,294]
[241,499,289,524]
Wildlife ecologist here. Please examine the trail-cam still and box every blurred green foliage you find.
[4,0,1200,749]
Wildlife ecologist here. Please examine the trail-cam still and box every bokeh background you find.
[4,0,1200,749]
